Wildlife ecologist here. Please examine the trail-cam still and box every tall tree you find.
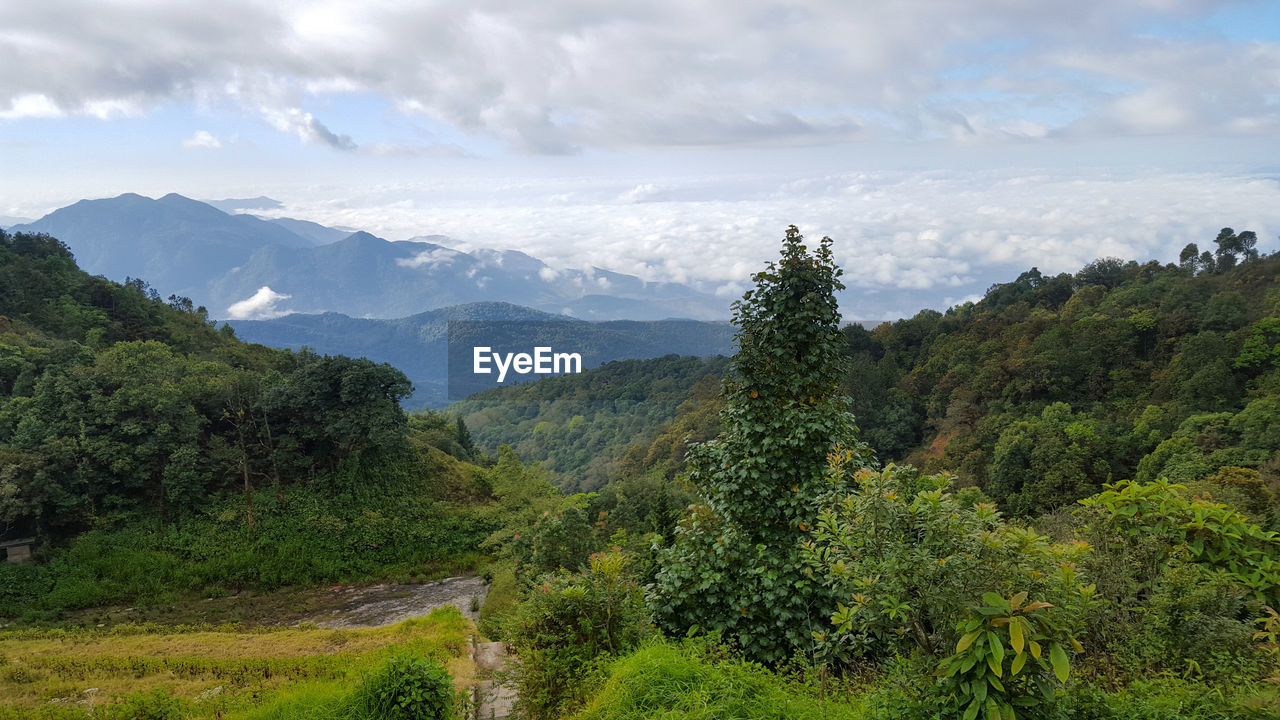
[652,226,868,663]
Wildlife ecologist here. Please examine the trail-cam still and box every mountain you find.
[0,215,33,229]
[260,216,357,245]
[227,303,735,409]
[15,193,728,321]
[12,193,315,300]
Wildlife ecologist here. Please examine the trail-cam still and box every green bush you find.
[96,688,190,720]
[572,640,865,720]
[804,458,1091,664]
[347,654,455,720]
[506,551,652,720]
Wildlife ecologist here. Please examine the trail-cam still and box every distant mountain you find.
[12,193,315,300]
[15,193,729,321]
[227,302,735,409]
[0,216,34,229]
[259,216,357,245]
[206,196,283,212]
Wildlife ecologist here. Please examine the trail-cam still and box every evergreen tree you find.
[455,415,476,458]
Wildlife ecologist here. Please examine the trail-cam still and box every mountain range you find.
[227,304,735,409]
[12,193,728,322]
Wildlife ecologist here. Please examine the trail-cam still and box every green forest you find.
[3,225,1280,719]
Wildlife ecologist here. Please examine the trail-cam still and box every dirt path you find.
[303,575,489,628]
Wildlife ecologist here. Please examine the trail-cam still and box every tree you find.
[1214,227,1260,271]
[1179,243,1201,273]
[455,415,476,458]
[652,226,868,663]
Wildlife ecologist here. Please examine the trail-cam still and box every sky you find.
[2,0,1279,320]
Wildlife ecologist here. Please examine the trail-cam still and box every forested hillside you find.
[852,230,1280,519]
[0,229,509,621]
[450,355,729,491]
[470,230,1280,526]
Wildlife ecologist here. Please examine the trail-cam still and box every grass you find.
[477,564,518,640]
[0,606,477,719]
[570,640,867,720]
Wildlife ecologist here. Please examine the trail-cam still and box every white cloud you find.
[2,2,1276,150]
[0,93,61,118]
[264,166,1280,321]
[395,247,459,269]
[261,107,356,150]
[226,286,292,319]
[182,130,221,149]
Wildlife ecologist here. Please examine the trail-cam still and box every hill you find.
[229,307,734,409]
[449,354,730,491]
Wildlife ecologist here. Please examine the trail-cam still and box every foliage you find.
[449,355,729,491]
[653,226,869,664]
[1078,479,1280,605]
[346,654,455,720]
[96,688,191,720]
[504,551,653,720]
[937,591,1082,720]
[570,639,866,720]
[0,485,491,620]
[804,456,1091,663]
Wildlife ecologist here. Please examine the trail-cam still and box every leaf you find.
[1028,640,1042,659]
[982,592,1009,611]
[989,632,1005,667]
[1009,617,1024,654]
[963,699,982,720]
[1050,642,1069,683]
[957,629,982,653]
[1023,601,1053,613]
[1009,591,1028,611]
[1011,651,1027,676]
[1069,637,1084,654]
[986,698,1001,720]
[987,654,1003,678]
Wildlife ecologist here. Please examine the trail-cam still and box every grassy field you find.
[0,607,478,720]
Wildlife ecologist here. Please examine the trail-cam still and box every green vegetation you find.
[653,226,867,663]
[6,223,1280,719]
[450,354,729,491]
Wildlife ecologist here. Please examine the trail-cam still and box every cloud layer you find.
[256,167,1280,319]
[2,1,1277,151]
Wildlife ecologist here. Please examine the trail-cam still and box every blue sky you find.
[2,0,1279,319]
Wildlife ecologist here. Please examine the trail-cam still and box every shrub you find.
[804,457,1091,664]
[506,550,652,720]
[937,592,1082,720]
[97,689,190,720]
[347,653,455,720]
[572,640,865,720]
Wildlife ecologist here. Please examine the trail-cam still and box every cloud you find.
[396,247,459,269]
[262,108,356,150]
[266,166,1280,319]
[226,286,292,319]
[2,2,1276,150]
[182,130,221,149]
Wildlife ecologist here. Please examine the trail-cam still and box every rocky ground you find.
[303,575,489,628]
